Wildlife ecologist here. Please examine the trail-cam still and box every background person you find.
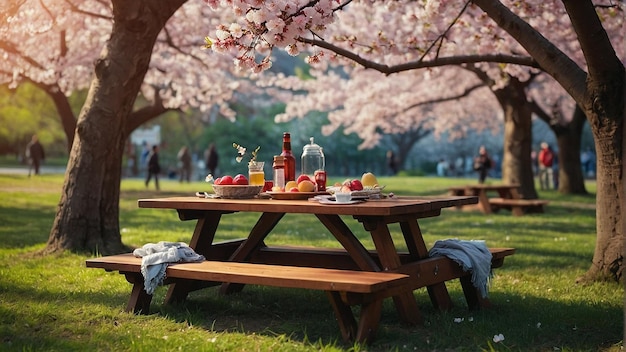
[26,134,45,176]
[473,145,492,184]
[205,143,219,176]
[145,145,161,190]
[177,146,192,183]
[386,150,398,175]
[538,142,554,190]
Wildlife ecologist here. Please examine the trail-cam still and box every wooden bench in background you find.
[86,246,515,343]
[489,197,549,216]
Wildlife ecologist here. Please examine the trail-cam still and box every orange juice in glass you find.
[248,162,265,186]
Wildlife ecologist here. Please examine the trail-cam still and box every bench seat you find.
[86,254,410,343]
[489,197,549,216]
[86,246,515,343]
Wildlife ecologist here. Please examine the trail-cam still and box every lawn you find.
[0,174,622,351]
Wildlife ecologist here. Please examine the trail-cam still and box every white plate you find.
[326,185,385,196]
[318,199,364,205]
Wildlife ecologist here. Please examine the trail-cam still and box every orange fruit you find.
[297,180,315,192]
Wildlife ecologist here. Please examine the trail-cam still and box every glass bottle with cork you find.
[280,132,296,182]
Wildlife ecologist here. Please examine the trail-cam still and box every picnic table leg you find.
[185,211,223,256]
[399,220,453,311]
[316,214,381,271]
[364,218,423,325]
[474,189,492,214]
[220,212,285,294]
[164,211,223,305]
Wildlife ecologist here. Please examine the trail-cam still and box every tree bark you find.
[475,0,624,282]
[492,77,538,199]
[554,107,587,194]
[44,0,186,255]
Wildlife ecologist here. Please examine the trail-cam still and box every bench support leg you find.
[326,291,383,344]
[511,206,524,216]
[326,291,357,342]
[355,299,383,344]
[124,274,152,315]
[459,275,491,310]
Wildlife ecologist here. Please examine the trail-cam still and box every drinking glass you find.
[248,162,265,186]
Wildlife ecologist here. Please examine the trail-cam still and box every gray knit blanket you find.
[428,239,493,298]
[133,241,205,295]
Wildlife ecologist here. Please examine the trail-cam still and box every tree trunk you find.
[554,107,587,194]
[44,0,185,255]
[577,75,624,283]
[474,0,624,283]
[531,101,588,194]
[493,77,538,199]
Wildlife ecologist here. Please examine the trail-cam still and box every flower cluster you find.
[233,142,260,165]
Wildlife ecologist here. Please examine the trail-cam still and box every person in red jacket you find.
[538,142,554,190]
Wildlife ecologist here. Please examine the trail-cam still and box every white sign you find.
[131,126,161,146]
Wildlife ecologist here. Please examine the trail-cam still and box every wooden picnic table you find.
[448,184,548,215]
[448,184,521,214]
[87,194,515,343]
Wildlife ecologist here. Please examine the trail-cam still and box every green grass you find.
[0,174,621,351]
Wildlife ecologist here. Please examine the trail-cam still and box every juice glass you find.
[248,162,265,186]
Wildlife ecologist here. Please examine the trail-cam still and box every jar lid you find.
[302,137,324,156]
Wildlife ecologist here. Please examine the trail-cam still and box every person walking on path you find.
[26,134,45,177]
[145,145,161,190]
[538,142,555,190]
[473,145,492,184]
[177,146,192,182]
[386,150,398,175]
[205,143,219,176]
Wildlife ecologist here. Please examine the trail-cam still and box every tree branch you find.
[297,37,539,75]
[63,0,112,20]
[400,82,487,115]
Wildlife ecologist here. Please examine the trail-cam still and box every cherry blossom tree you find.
[208,0,624,282]
[1,0,259,254]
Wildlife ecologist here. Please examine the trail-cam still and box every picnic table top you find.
[138,195,478,217]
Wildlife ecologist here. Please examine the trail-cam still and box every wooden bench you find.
[86,254,410,343]
[489,197,549,216]
[86,247,515,343]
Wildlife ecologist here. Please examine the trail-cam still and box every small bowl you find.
[211,184,263,199]
[334,192,352,203]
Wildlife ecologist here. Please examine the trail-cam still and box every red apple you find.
[350,179,364,191]
[233,174,248,185]
[296,174,311,184]
[213,177,222,185]
[218,175,233,185]
[289,187,300,192]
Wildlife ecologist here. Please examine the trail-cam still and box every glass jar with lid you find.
[301,137,325,178]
